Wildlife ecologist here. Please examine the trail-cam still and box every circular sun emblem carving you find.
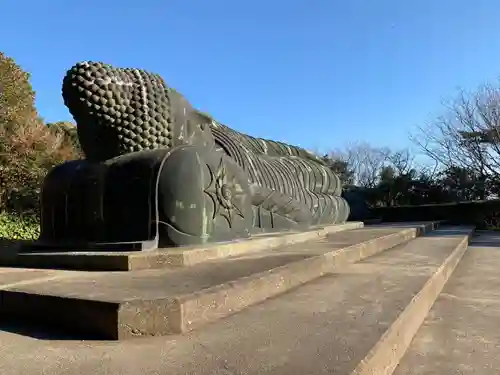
[220,184,233,204]
[204,156,246,225]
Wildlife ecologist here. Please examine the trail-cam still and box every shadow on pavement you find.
[0,318,102,341]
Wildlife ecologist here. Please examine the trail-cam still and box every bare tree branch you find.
[411,83,500,180]
[330,142,391,187]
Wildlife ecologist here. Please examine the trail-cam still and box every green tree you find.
[321,154,354,185]
[0,52,79,215]
[0,52,37,131]
[46,121,82,155]
[438,166,487,201]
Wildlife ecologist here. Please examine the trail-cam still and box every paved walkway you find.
[394,231,500,375]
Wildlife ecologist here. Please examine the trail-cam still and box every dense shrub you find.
[0,211,39,240]
[0,116,79,212]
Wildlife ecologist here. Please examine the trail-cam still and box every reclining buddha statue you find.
[32,61,350,251]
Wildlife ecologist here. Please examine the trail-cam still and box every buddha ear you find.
[191,110,214,126]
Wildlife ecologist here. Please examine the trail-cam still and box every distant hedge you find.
[374,200,500,230]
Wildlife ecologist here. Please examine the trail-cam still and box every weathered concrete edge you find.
[349,227,474,375]
[131,221,366,269]
[0,222,365,272]
[120,225,432,339]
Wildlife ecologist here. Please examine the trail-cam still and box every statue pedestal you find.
[3,222,363,271]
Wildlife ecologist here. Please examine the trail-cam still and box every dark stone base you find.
[0,223,364,271]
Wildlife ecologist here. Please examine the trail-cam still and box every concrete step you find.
[0,222,437,340]
[0,221,365,271]
[394,231,500,375]
[0,226,473,375]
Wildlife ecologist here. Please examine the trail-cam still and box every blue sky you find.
[3,0,500,155]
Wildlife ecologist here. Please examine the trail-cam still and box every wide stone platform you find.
[0,223,475,375]
[0,222,438,340]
